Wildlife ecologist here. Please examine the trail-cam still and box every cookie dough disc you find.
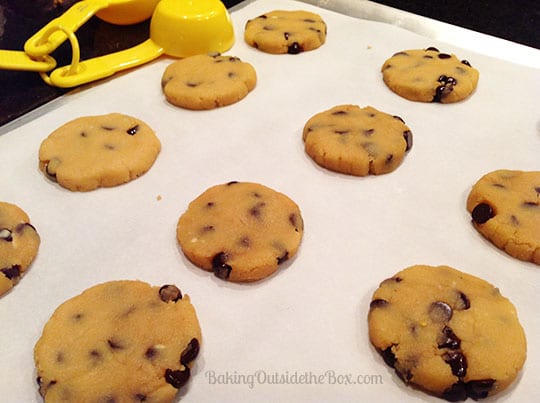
[161,53,257,110]
[177,181,304,282]
[34,280,202,402]
[466,169,540,264]
[0,202,40,296]
[368,265,526,401]
[38,113,161,191]
[302,104,413,176]
[244,10,327,54]
[381,47,479,103]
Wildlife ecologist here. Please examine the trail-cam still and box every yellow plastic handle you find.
[43,39,163,87]
[24,0,115,57]
[0,50,56,72]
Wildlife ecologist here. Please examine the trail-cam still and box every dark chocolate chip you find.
[380,346,396,368]
[444,352,467,377]
[393,51,409,56]
[443,382,468,402]
[212,252,232,279]
[403,130,413,151]
[180,338,200,365]
[438,53,452,59]
[107,339,124,350]
[363,129,375,136]
[369,299,389,309]
[385,154,394,164]
[511,215,520,225]
[471,203,494,224]
[426,46,439,52]
[284,32,290,40]
[466,379,495,399]
[429,301,453,323]
[165,367,190,389]
[186,82,199,88]
[80,131,87,137]
[101,125,115,131]
[289,213,301,231]
[249,202,266,218]
[159,285,182,302]
[535,186,540,194]
[461,60,471,67]
[331,110,347,115]
[134,394,147,402]
[226,181,238,186]
[0,265,20,280]
[438,326,461,349]
[0,228,13,242]
[393,115,405,123]
[277,251,289,265]
[288,42,303,54]
[334,129,350,135]
[523,201,539,208]
[145,347,158,359]
[89,349,102,360]
[126,125,139,135]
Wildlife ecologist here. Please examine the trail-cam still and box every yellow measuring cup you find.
[24,0,160,58]
[43,0,235,88]
[0,0,159,72]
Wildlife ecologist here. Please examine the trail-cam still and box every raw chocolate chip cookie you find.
[381,47,479,103]
[34,280,202,402]
[39,113,161,191]
[0,201,40,297]
[244,10,327,54]
[466,169,540,264]
[161,53,257,110]
[368,265,526,401]
[177,181,304,282]
[302,104,413,176]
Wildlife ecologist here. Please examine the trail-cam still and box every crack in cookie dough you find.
[368,265,526,401]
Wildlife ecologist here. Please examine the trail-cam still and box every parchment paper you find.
[1,0,539,401]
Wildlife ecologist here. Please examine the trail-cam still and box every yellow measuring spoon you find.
[43,0,235,88]
[24,0,160,58]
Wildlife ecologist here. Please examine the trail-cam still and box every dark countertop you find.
[1,0,538,128]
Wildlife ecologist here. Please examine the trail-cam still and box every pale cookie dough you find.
[368,265,526,401]
[244,10,327,54]
[466,169,540,264]
[161,53,257,110]
[39,113,161,191]
[302,104,413,176]
[177,181,304,282]
[381,47,479,103]
[0,201,40,297]
[34,280,202,402]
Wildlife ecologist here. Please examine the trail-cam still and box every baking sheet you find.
[1,0,539,401]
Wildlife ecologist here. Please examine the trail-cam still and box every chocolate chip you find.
[535,186,540,194]
[101,125,115,131]
[429,301,453,323]
[426,46,439,52]
[466,379,495,399]
[369,299,389,309]
[107,339,124,350]
[126,125,139,135]
[45,158,61,179]
[134,394,147,401]
[239,236,250,247]
[0,265,20,280]
[471,203,494,224]
[455,292,470,310]
[363,129,375,136]
[145,347,158,359]
[403,130,413,151]
[165,367,190,389]
[277,251,289,265]
[461,60,472,67]
[438,326,461,349]
[523,201,539,208]
[385,154,394,164]
[334,129,350,135]
[438,53,452,59]
[393,115,405,123]
[380,346,396,368]
[89,349,102,361]
[331,110,347,115]
[186,81,199,88]
[443,382,467,402]
[226,181,238,186]
[284,32,290,40]
[444,352,467,377]
[180,338,200,365]
[288,42,303,54]
[55,352,64,363]
[212,252,232,279]
[159,285,182,302]
[249,202,266,218]
[393,51,409,56]
[289,213,302,231]
[0,228,13,242]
